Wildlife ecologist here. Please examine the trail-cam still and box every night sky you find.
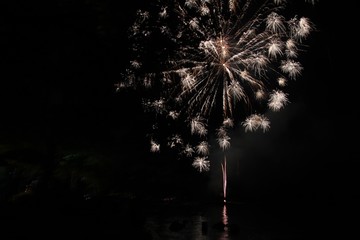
[0,0,358,233]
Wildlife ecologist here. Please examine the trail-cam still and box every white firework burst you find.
[192,157,210,172]
[242,114,271,132]
[121,0,314,172]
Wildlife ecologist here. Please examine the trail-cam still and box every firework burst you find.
[119,0,315,200]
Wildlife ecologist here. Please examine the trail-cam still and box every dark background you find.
[0,0,358,237]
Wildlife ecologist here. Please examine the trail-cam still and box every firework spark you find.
[120,0,314,200]
[192,157,210,172]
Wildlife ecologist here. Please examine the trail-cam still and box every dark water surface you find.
[0,197,348,239]
[141,200,313,240]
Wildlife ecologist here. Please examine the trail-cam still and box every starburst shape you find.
[120,0,314,172]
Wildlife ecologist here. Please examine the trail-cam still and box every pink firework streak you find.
[221,155,227,203]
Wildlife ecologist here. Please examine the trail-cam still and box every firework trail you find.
[119,0,315,201]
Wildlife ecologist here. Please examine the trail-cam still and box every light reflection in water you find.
[222,204,228,226]
[141,202,305,240]
[143,203,236,240]
[219,204,230,240]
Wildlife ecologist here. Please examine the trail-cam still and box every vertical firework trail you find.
[119,0,315,202]
[222,154,227,202]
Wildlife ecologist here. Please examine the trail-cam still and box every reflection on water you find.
[219,204,229,240]
[143,202,240,240]
[141,201,308,240]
